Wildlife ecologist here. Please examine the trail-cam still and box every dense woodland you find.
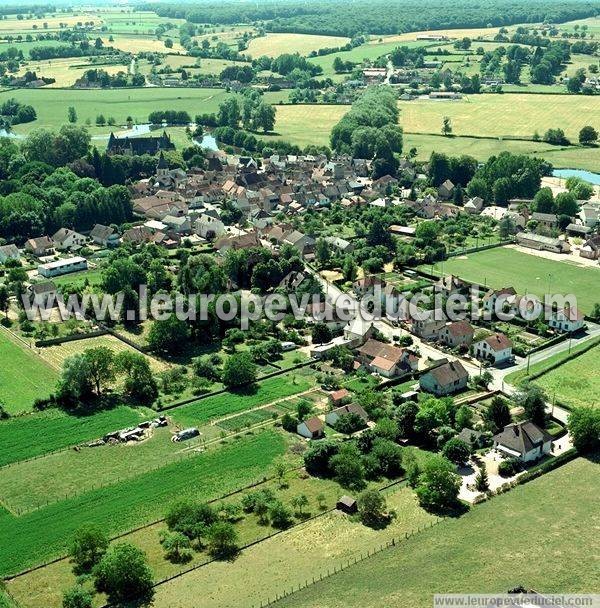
[148,0,599,37]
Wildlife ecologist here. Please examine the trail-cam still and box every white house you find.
[296,416,324,439]
[38,256,88,278]
[473,333,513,364]
[547,305,585,333]
[52,228,87,251]
[493,421,552,462]
[194,213,226,239]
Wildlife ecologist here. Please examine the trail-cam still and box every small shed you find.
[297,416,324,440]
[337,495,357,514]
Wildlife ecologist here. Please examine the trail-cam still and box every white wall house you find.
[473,333,513,364]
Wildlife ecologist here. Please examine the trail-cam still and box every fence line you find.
[254,517,447,608]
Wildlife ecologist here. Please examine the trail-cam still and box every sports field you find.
[398,94,600,141]
[277,457,600,608]
[534,345,600,409]
[424,246,600,314]
[246,33,350,58]
[0,329,58,414]
[0,430,287,577]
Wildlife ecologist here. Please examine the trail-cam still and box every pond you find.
[196,134,219,151]
[552,168,600,185]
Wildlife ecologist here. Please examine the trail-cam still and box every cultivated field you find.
[246,33,350,58]
[170,371,316,427]
[151,485,435,608]
[424,246,600,314]
[0,430,287,577]
[534,345,600,409]
[0,329,58,414]
[100,34,186,54]
[38,334,168,373]
[265,104,349,147]
[398,94,600,141]
[277,457,600,608]
[17,58,128,88]
[0,405,149,467]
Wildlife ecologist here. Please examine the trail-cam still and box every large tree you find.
[94,543,154,606]
[222,352,257,388]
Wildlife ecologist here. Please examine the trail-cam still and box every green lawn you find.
[0,330,58,414]
[0,429,287,577]
[277,457,600,608]
[169,371,316,428]
[422,247,600,314]
[531,345,600,409]
[0,406,150,467]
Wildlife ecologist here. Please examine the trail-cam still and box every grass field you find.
[0,405,150,467]
[0,429,287,577]
[398,94,600,141]
[0,329,58,414]
[265,104,348,147]
[38,334,168,373]
[246,33,350,58]
[530,345,600,409]
[423,246,600,314]
[151,484,435,608]
[170,371,316,427]
[277,457,600,608]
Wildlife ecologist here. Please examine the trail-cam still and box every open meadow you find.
[0,329,58,414]
[150,484,435,608]
[423,246,600,314]
[246,33,351,58]
[532,345,600,409]
[277,457,600,608]
[398,93,600,141]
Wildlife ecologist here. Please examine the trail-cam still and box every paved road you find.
[309,266,600,425]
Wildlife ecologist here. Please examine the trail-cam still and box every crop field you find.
[0,39,67,58]
[277,457,600,608]
[170,371,317,427]
[0,405,150,468]
[17,57,128,87]
[0,426,209,513]
[0,430,287,577]
[533,345,600,409]
[100,34,186,54]
[265,103,348,147]
[423,246,600,314]
[151,484,434,608]
[6,469,344,608]
[398,94,600,141]
[0,14,92,33]
[0,329,58,414]
[246,33,351,58]
[38,334,168,373]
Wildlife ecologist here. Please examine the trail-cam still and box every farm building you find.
[38,256,88,278]
[336,495,358,514]
[297,416,324,440]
